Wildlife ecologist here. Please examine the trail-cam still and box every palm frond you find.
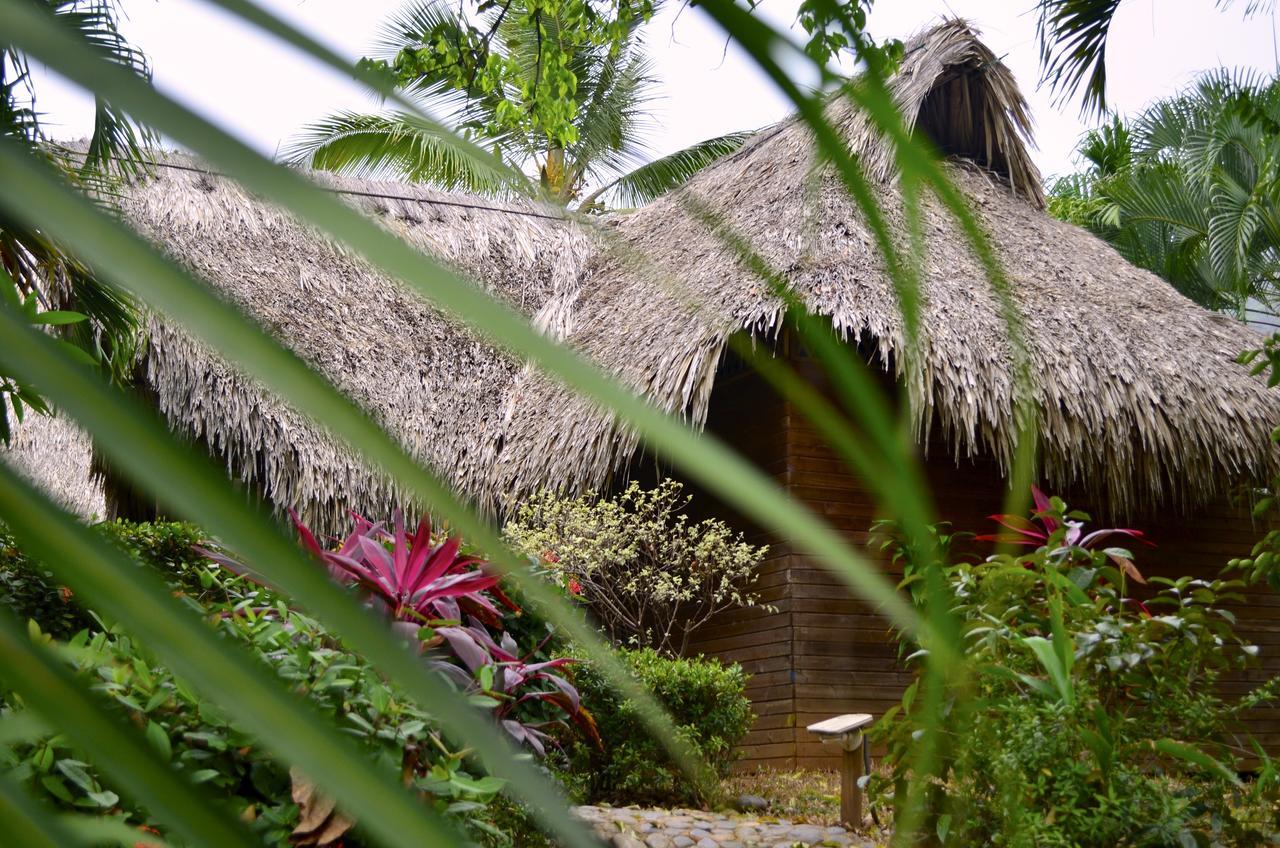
[586,130,752,208]
[1035,0,1123,115]
[48,1,154,177]
[570,51,661,186]
[372,0,472,63]
[282,110,532,197]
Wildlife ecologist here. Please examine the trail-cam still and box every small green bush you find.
[0,520,212,639]
[504,480,770,656]
[566,648,753,806]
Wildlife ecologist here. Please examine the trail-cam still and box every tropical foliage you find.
[0,0,151,441]
[871,494,1280,846]
[0,516,605,845]
[211,510,599,758]
[3,571,519,846]
[504,480,770,656]
[1048,69,1280,317]
[285,0,749,208]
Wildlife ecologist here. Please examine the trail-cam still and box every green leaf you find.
[1024,635,1075,706]
[144,722,172,763]
[29,310,87,326]
[39,775,74,804]
[591,131,751,207]
[1154,739,1243,786]
[53,340,97,367]
[936,812,952,843]
[447,773,506,795]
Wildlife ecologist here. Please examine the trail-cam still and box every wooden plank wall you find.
[684,364,799,769]
[695,341,1280,771]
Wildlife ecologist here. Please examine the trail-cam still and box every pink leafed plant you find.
[202,508,598,754]
[976,486,1154,553]
[289,508,513,627]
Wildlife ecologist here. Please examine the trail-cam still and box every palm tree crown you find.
[285,0,748,210]
[1048,69,1280,319]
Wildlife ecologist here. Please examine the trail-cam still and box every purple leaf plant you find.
[203,508,599,753]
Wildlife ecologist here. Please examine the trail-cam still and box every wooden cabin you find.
[687,337,1278,770]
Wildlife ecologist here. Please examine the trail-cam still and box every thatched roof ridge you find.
[8,19,1278,529]
[847,18,1043,207]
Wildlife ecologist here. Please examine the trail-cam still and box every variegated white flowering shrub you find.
[503,479,770,656]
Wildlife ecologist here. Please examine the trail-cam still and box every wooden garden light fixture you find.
[806,713,873,828]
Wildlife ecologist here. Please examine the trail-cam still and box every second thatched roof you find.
[12,19,1279,530]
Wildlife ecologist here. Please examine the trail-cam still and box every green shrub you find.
[566,648,753,806]
[3,581,514,847]
[503,480,770,656]
[871,491,1280,847]
[0,520,215,639]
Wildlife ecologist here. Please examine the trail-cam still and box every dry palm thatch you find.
[6,402,105,519]
[9,151,595,533]
[8,19,1279,530]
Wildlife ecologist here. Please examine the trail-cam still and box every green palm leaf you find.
[588,130,752,208]
[282,109,530,195]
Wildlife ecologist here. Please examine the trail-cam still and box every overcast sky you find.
[30,0,1280,182]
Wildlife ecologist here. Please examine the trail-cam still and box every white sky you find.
[30,0,1280,181]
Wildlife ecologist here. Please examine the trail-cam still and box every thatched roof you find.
[10,19,1279,529]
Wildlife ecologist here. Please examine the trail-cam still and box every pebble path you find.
[571,805,877,847]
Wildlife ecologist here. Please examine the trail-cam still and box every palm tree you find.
[1,0,152,442]
[1048,69,1280,319]
[284,0,748,209]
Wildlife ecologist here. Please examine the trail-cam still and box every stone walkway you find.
[572,805,877,847]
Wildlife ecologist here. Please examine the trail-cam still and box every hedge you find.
[565,648,753,806]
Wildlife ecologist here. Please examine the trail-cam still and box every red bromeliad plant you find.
[432,623,600,754]
[289,509,513,628]
[206,509,599,754]
[977,486,1153,555]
